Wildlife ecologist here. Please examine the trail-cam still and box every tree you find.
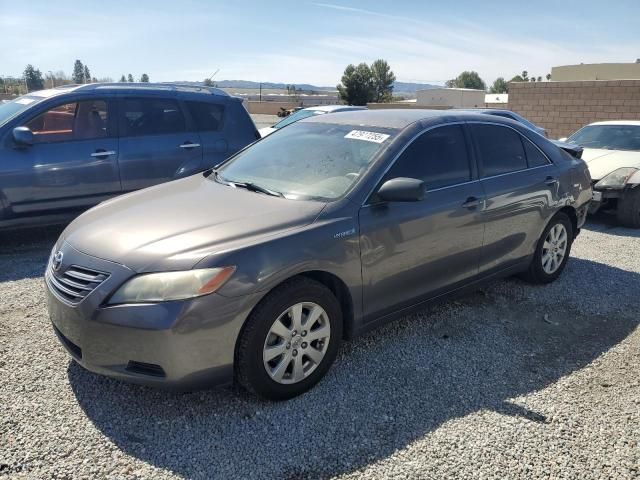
[445,71,486,90]
[530,77,536,82]
[370,59,396,102]
[119,75,126,82]
[337,63,374,106]
[521,70,529,81]
[140,73,149,82]
[83,65,91,83]
[546,73,552,81]
[24,64,44,91]
[127,74,134,82]
[537,76,542,82]
[203,78,213,86]
[72,60,85,84]
[489,77,508,94]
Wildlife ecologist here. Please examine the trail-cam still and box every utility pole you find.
[48,71,55,88]
[259,82,262,102]
[24,76,28,94]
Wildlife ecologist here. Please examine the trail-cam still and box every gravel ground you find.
[1,213,639,479]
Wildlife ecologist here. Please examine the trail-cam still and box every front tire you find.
[617,187,640,228]
[235,277,343,400]
[521,212,574,284]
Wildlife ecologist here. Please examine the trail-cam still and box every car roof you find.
[302,105,367,113]
[25,82,229,99]
[587,120,640,127]
[302,108,520,129]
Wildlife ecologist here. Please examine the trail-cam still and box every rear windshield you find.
[216,122,398,201]
[273,109,326,129]
[568,125,640,151]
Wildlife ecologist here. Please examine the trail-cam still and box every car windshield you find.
[273,109,327,129]
[216,122,398,201]
[568,125,640,151]
[0,96,42,127]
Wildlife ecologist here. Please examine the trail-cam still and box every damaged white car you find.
[562,121,640,227]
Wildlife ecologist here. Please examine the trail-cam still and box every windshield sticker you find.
[16,98,35,105]
[344,130,390,143]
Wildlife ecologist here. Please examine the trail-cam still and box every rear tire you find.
[235,277,343,400]
[617,187,640,228]
[521,212,574,284]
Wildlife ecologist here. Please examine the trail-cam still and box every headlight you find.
[595,167,639,189]
[108,266,235,304]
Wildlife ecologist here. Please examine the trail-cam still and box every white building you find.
[484,93,508,105]
[416,87,485,108]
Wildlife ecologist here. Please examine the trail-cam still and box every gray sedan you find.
[46,110,592,400]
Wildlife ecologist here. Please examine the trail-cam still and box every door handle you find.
[462,196,482,209]
[179,142,201,149]
[544,176,559,186]
[90,150,116,158]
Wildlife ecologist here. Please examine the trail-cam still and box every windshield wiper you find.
[211,170,284,197]
[228,180,284,198]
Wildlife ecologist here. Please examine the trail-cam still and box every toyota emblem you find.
[52,251,64,271]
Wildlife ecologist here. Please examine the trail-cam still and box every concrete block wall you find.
[508,80,640,138]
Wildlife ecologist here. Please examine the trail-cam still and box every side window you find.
[120,98,185,137]
[472,124,527,177]
[522,137,550,167]
[383,125,471,190]
[185,101,224,131]
[24,100,109,144]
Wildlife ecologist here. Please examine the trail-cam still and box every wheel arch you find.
[558,205,578,237]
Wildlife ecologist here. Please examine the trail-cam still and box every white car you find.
[258,105,366,137]
[562,121,640,227]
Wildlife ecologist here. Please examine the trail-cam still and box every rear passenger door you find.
[117,97,203,191]
[469,122,560,273]
[183,100,230,169]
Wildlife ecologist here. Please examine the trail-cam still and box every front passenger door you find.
[117,97,203,191]
[358,124,485,321]
[1,99,121,216]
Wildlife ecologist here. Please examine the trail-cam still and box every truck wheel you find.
[617,187,640,228]
[521,212,574,284]
[235,277,342,400]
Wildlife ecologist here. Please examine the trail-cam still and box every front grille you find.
[46,265,109,305]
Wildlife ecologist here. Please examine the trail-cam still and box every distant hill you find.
[182,80,442,93]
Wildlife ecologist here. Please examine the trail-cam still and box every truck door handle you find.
[90,150,116,158]
[179,142,201,149]
[545,176,559,186]
[462,196,481,209]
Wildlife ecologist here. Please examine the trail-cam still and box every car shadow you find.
[0,225,64,281]
[583,211,640,238]
[67,257,639,479]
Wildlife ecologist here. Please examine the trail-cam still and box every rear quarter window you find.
[186,101,225,131]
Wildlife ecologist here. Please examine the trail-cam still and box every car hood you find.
[60,174,325,272]
[258,126,276,137]
[581,148,640,180]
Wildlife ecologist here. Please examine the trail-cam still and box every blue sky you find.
[1,0,639,86]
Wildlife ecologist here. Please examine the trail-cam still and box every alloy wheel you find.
[541,223,568,274]
[262,302,331,384]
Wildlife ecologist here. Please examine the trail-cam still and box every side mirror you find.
[557,137,567,142]
[377,177,426,202]
[13,127,34,147]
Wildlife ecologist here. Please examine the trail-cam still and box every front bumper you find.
[45,243,262,390]
[589,185,624,213]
